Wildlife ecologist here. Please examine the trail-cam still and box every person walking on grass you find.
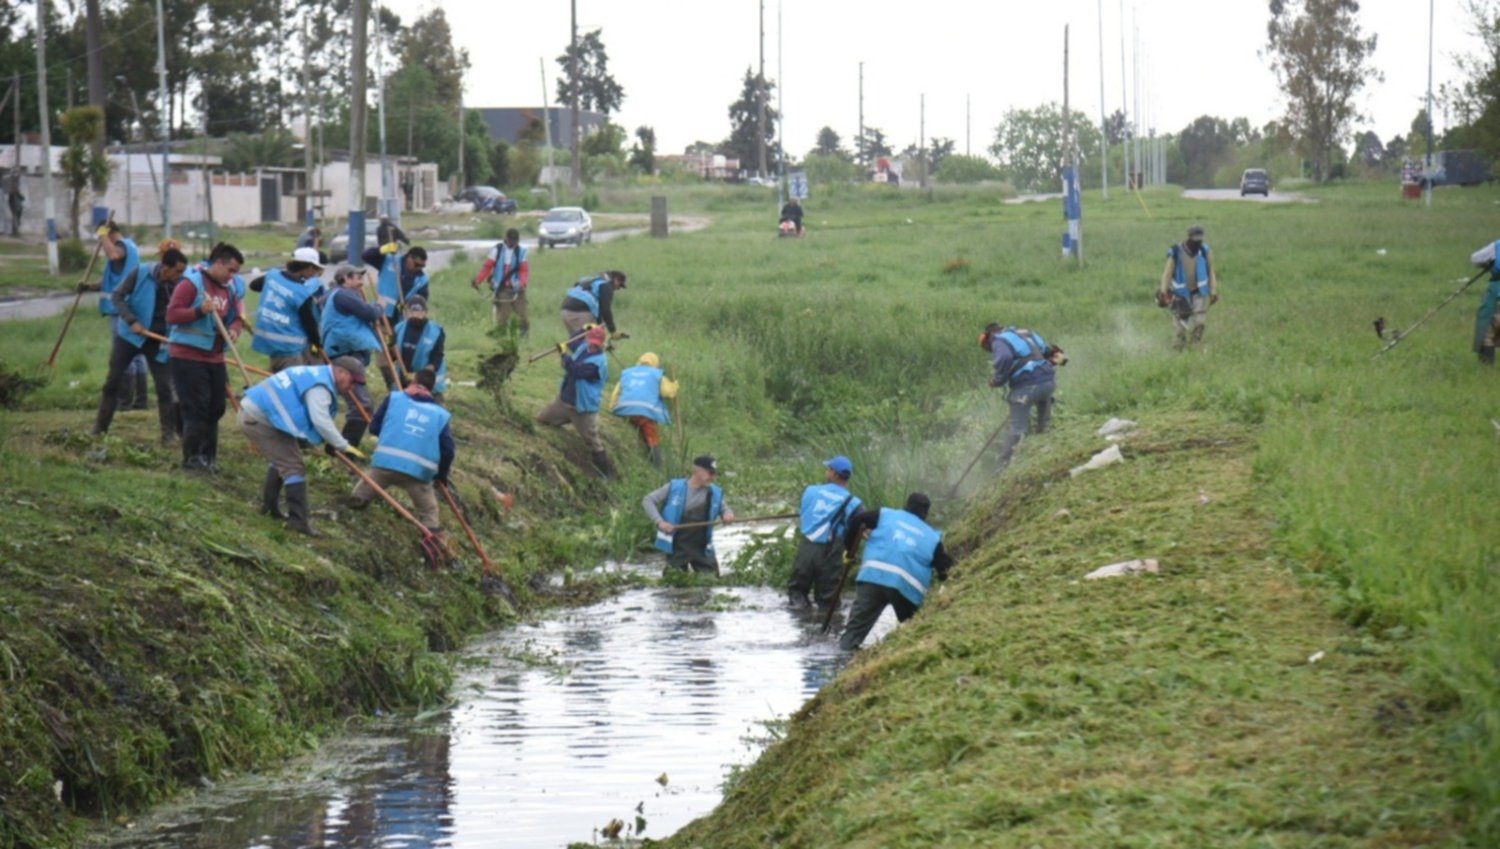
[78,222,144,411]
[250,247,326,372]
[1471,238,1499,365]
[1156,224,1220,350]
[239,363,365,536]
[536,325,613,478]
[643,455,738,576]
[320,264,396,447]
[788,456,863,614]
[560,270,628,338]
[367,243,429,318]
[981,321,1064,470]
[838,493,953,651]
[393,296,448,402]
[473,227,530,335]
[348,367,454,559]
[608,351,678,468]
[93,247,188,443]
[166,242,246,473]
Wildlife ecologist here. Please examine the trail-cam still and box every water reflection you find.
[97,529,898,849]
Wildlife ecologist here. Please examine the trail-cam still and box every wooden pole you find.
[669,511,796,530]
[210,308,254,389]
[948,418,1009,497]
[43,210,114,368]
[334,450,433,538]
[437,482,495,574]
[526,328,589,363]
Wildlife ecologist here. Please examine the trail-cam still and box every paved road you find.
[1180,188,1311,203]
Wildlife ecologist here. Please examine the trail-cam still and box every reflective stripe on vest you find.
[251,270,316,356]
[319,289,381,357]
[998,328,1048,380]
[654,479,724,554]
[800,483,862,543]
[99,238,140,316]
[612,364,670,422]
[167,269,240,352]
[244,365,337,443]
[855,507,942,608]
[564,277,607,317]
[372,392,452,482]
[395,318,448,394]
[1170,244,1211,299]
[561,347,609,413]
[491,243,527,289]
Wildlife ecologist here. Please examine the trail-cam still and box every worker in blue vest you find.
[93,247,188,442]
[349,367,454,543]
[642,455,739,575]
[788,456,863,614]
[838,493,953,650]
[369,243,429,318]
[393,296,447,402]
[560,270,628,337]
[1156,224,1220,350]
[239,362,364,535]
[608,351,679,468]
[320,264,394,445]
[1471,238,1500,364]
[981,321,1065,470]
[165,242,247,472]
[536,324,613,477]
[77,222,144,410]
[472,227,530,335]
[250,247,326,372]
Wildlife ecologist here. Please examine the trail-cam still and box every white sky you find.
[378,0,1484,157]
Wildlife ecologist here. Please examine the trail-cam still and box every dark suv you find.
[1239,168,1270,196]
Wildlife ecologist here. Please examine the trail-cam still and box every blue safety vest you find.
[561,345,609,413]
[244,365,339,443]
[251,269,317,357]
[319,289,381,357]
[799,483,863,544]
[372,391,452,482]
[115,264,168,362]
[1169,243,1212,299]
[167,268,240,352]
[855,507,942,608]
[563,276,608,317]
[611,364,670,422]
[375,253,400,317]
[394,317,448,394]
[491,243,527,290]
[1491,239,1500,280]
[655,478,724,555]
[98,238,140,316]
[997,328,1049,381]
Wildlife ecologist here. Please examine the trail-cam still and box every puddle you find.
[96,525,898,849]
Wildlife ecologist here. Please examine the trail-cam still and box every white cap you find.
[292,247,324,268]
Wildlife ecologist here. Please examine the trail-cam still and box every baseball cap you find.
[693,455,718,474]
[824,455,853,479]
[330,355,367,384]
[1187,224,1205,237]
[292,246,324,268]
[406,295,428,314]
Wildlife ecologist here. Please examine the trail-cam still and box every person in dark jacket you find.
[93,248,188,442]
[779,197,804,234]
[376,215,409,248]
[319,264,395,445]
[788,456,863,614]
[981,321,1064,469]
[349,367,454,536]
[838,493,953,650]
[1471,238,1499,365]
[394,296,447,402]
[249,247,326,371]
[165,242,246,472]
[536,324,612,477]
[560,270,628,337]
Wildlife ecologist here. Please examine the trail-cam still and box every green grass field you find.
[1,178,1496,847]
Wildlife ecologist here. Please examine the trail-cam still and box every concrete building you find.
[473,106,605,147]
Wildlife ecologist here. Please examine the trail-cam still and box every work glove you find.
[582,323,598,331]
[1155,290,1171,308]
[1210,293,1220,305]
[95,225,111,238]
[308,344,322,357]
[77,281,98,293]
[611,331,630,340]
[557,342,571,357]
[342,445,367,462]
[379,241,400,255]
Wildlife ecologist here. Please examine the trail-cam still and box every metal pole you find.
[159,0,172,239]
[302,17,314,227]
[1098,0,1108,199]
[777,0,784,206]
[1424,0,1434,208]
[569,0,579,191]
[37,0,59,274]
[919,92,925,189]
[756,0,767,179]
[1119,0,1128,189]
[857,61,863,168]
[540,57,557,206]
[349,0,368,267]
[375,0,390,220]
[966,93,970,157]
[455,93,463,189]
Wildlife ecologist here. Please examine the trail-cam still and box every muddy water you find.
[99,523,897,849]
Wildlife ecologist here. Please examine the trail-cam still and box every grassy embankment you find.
[1,180,1496,847]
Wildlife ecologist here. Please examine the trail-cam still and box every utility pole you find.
[156,0,170,237]
[37,0,59,274]
[1424,0,1434,208]
[85,0,105,169]
[302,17,314,228]
[857,61,864,169]
[776,0,784,205]
[200,111,212,225]
[756,0,767,179]
[1097,0,1108,199]
[966,93,971,157]
[455,94,464,187]
[918,93,925,189]
[540,57,557,206]
[374,0,391,220]
[349,0,368,266]
[1119,0,1128,190]
[11,72,19,211]
[569,0,580,191]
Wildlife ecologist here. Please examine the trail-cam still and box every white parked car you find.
[538,207,593,248]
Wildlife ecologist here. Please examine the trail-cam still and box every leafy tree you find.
[988,103,1103,192]
[812,126,846,159]
[726,69,778,170]
[629,126,657,174]
[1265,0,1381,182]
[489,140,511,188]
[583,121,626,158]
[854,126,891,165]
[928,137,956,173]
[460,109,493,186]
[1440,2,1500,161]
[684,140,720,156]
[1383,133,1408,165]
[936,153,1002,184]
[396,9,467,107]
[556,29,626,116]
[801,152,861,185]
[1354,130,1383,167]
[1103,109,1130,145]
[59,107,111,239]
[1175,115,1236,187]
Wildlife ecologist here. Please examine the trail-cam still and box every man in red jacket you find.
[166,242,245,472]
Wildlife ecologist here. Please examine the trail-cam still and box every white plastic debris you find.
[1070,444,1123,477]
[1084,558,1160,580]
[1096,417,1138,438]
[1376,248,1387,256]
[1308,650,1326,664]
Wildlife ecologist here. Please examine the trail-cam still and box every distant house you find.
[473,107,605,146]
[658,153,741,181]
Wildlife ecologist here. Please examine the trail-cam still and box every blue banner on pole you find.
[1061,166,1082,259]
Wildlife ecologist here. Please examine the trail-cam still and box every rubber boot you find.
[341,417,368,449]
[591,450,615,480]
[648,446,664,469]
[260,466,285,518]
[1481,346,1496,366]
[157,400,179,446]
[93,390,117,436]
[130,372,149,410]
[788,589,811,609]
[283,481,320,536]
[115,375,135,412]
